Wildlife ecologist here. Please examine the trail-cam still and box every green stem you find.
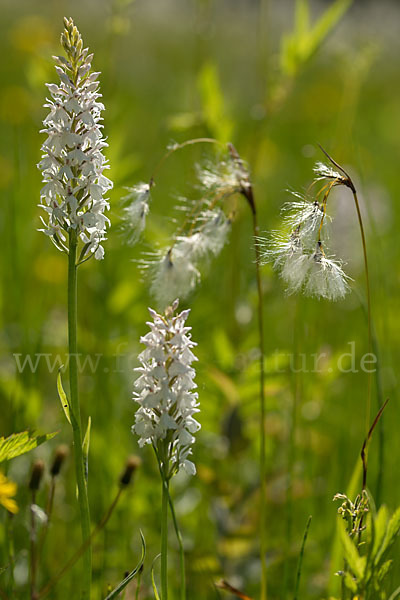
[251,207,268,600]
[352,191,373,489]
[68,230,92,600]
[166,485,186,600]
[161,475,169,600]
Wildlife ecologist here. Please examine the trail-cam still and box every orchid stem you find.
[68,229,92,599]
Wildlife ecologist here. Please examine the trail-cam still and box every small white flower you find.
[132,300,200,476]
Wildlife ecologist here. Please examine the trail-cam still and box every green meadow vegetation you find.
[1,1,400,598]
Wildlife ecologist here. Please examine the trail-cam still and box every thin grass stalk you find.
[135,566,143,600]
[67,230,92,599]
[283,300,302,597]
[38,476,56,556]
[351,190,373,489]
[6,514,15,597]
[250,204,268,600]
[30,489,38,599]
[318,148,374,490]
[293,516,312,600]
[38,488,123,599]
[161,474,169,600]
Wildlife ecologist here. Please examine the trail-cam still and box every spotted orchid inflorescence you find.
[132,300,200,477]
[38,17,112,260]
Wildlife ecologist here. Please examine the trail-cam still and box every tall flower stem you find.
[161,473,169,600]
[352,190,375,490]
[318,147,374,490]
[167,485,186,600]
[240,182,267,599]
[68,230,92,599]
[229,141,267,600]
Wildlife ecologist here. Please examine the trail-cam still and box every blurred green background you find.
[1,0,400,597]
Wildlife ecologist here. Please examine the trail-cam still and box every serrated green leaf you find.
[0,430,57,462]
[103,531,146,599]
[338,518,365,581]
[57,368,71,424]
[82,416,91,483]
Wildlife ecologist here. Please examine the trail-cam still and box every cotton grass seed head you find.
[38,17,112,260]
[259,158,352,301]
[132,300,200,477]
[121,182,152,245]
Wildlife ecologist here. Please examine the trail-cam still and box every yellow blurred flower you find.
[0,471,18,514]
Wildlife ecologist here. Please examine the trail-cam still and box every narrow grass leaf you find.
[104,531,146,600]
[82,416,91,483]
[57,367,71,424]
[151,553,161,600]
[294,515,312,600]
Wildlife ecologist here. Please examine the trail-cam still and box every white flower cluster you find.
[38,18,112,260]
[132,300,200,476]
[259,185,350,301]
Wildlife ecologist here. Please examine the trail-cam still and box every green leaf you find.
[103,531,146,599]
[376,507,400,564]
[280,0,353,76]
[197,61,233,143]
[343,571,358,593]
[308,0,353,57]
[377,559,392,582]
[151,554,161,600]
[0,430,57,462]
[57,368,71,424]
[82,416,91,483]
[389,585,400,600]
[372,504,389,559]
[338,518,365,581]
[295,0,310,38]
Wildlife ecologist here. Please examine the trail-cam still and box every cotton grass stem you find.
[68,230,92,599]
[252,206,268,600]
[318,146,374,489]
[352,191,372,447]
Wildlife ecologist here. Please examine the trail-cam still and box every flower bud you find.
[119,456,141,487]
[29,460,45,492]
[50,445,69,477]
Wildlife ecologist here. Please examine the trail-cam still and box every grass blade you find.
[104,531,146,600]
